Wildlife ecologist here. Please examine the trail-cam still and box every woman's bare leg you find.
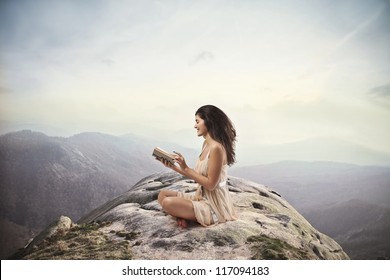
[158,189,178,206]
[161,196,197,221]
[158,190,196,228]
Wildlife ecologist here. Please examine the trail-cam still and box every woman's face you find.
[194,114,208,137]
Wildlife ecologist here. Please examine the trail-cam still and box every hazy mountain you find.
[0,218,38,259]
[0,130,197,258]
[230,161,390,259]
[119,133,199,167]
[230,161,390,209]
[303,199,390,260]
[0,130,155,226]
[236,138,390,167]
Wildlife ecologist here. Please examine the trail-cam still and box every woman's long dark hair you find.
[195,105,237,166]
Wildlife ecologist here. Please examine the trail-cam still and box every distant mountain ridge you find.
[0,130,180,258]
[231,161,390,209]
[305,199,390,260]
[1,130,194,226]
[236,137,390,167]
[3,121,389,167]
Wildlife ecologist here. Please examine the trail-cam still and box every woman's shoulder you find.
[209,141,226,162]
[209,141,224,151]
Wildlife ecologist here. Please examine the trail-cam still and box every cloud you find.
[0,86,13,95]
[189,51,215,66]
[0,0,102,51]
[100,58,115,67]
[333,3,384,51]
[368,84,390,99]
[1,0,389,155]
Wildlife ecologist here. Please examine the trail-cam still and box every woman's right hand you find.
[173,152,189,172]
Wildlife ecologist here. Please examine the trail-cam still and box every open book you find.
[152,147,177,165]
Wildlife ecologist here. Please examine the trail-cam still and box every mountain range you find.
[230,161,390,209]
[236,137,390,167]
[0,130,195,258]
[0,130,389,259]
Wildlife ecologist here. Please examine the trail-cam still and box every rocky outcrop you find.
[15,172,349,260]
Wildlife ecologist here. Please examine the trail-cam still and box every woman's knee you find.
[162,197,196,220]
[161,197,174,213]
[158,189,177,206]
[158,190,166,205]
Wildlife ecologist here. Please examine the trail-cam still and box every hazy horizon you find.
[1,128,390,168]
[1,0,389,164]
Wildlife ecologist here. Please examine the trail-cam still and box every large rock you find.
[78,172,349,260]
[16,172,349,259]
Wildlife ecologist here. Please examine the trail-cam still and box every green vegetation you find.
[247,234,309,260]
[20,222,134,260]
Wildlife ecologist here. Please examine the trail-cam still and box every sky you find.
[1,0,389,163]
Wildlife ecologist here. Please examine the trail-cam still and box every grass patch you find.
[20,222,133,260]
[247,234,309,260]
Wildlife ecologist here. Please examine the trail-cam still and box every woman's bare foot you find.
[177,218,188,228]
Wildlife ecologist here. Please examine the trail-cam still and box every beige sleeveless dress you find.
[177,149,237,227]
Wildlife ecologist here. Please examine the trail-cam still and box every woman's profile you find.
[157,105,237,228]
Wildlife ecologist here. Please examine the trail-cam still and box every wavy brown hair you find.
[195,105,237,166]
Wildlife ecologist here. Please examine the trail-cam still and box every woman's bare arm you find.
[167,144,224,191]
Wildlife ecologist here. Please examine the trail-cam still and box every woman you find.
[157,105,237,228]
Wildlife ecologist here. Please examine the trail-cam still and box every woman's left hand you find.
[156,157,182,174]
[156,157,175,169]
